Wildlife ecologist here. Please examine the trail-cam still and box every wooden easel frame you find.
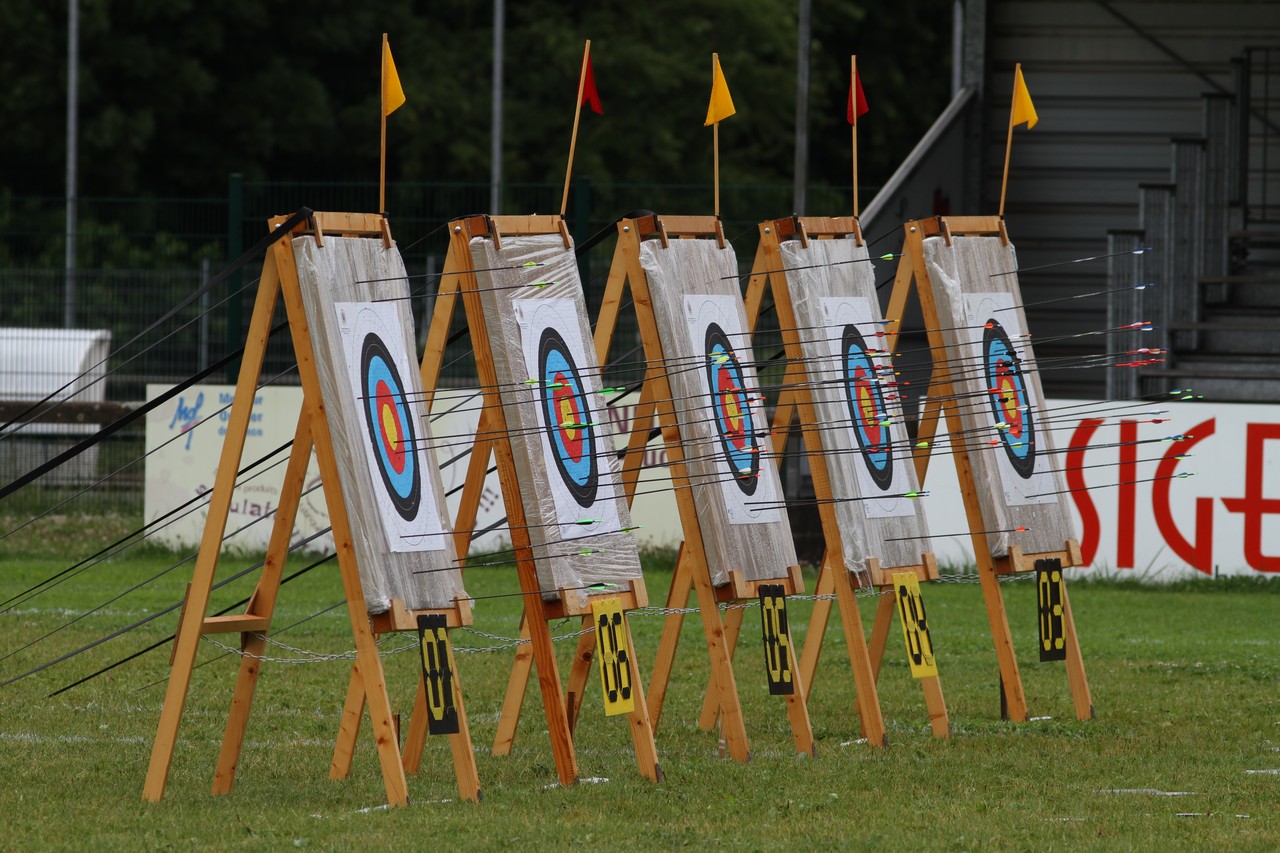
[409,213,661,785]
[717,214,949,742]
[888,215,1093,722]
[587,213,816,762]
[143,212,479,808]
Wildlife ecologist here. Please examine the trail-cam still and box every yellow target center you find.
[380,403,401,452]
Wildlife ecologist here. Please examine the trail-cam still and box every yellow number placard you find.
[892,572,938,678]
[758,584,795,695]
[416,614,460,735]
[1036,558,1067,662]
[591,597,635,716]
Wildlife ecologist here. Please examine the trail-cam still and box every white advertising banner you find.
[145,385,685,556]
[919,399,1280,579]
[148,389,1275,578]
[144,384,333,554]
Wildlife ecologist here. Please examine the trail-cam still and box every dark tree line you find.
[0,0,951,198]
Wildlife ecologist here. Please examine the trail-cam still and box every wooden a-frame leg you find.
[782,622,816,757]
[798,553,837,701]
[867,585,950,739]
[565,616,597,735]
[646,545,691,732]
[444,636,482,802]
[523,609,579,785]
[143,254,280,804]
[976,554,1028,722]
[403,670,429,775]
[832,565,886,749]
[921,673,951,738]
[330,663,366,780]
[623,619,663,782]
[867,590,897,682]
[212,413,314,794]
[688,568,751,762]
[1060,580,1095,721]
[398,636,482,802]
[697,603,745,730]
[491,615,533,756]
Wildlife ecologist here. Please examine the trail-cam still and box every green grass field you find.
[1,514,1277,850]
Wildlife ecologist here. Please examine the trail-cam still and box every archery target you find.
[962,292,1058,505]
[336,301,447,551]
[683,295,781,525]
[513,298,621,540]
[820,297,915,518]
[705,322,762,496]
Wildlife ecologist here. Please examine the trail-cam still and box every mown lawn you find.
[0,514,1276,850]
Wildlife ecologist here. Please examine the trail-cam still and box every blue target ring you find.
[538,327,598,507]
[360,333,421,521]
[704,323,760,496]
[840,324,895,490]
[982,319,1036,479]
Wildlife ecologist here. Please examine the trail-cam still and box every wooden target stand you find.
[588,213,815,762]
[888,215,1093,722]
[407,213,661,785]
[144,212,479,808]
[712,214,950,742]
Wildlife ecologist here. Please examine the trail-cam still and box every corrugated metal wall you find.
[984,0,1280,396]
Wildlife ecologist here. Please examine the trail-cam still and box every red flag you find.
[581,55,603,115]
[847,67,868,125]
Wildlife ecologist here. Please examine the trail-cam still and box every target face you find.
[840,324,895,490]
[513,297,622,540]
[982,319,1036,479]
[360,333,422,520]
[538,327,598,507]
[336,300,445,554]
[704,323,761,496]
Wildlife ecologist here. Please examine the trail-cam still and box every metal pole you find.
[490,0,504,214]
[952,0,964,98]
[792,0,811,215]
[65,0,79,329]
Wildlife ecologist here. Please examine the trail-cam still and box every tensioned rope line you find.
[1,526,334,691]
[49,551,339,698]
[0,357,306,544]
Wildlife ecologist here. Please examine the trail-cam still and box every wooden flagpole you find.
[560,40,591,217]
[851,55,859,218]
[998,63,1020,218]
[713,54,721,217]
[380,33,389,214]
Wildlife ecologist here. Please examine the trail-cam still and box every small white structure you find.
[0,327,112,483]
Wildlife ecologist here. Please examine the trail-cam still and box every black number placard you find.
[759,584,795,695]
[416,613,460,735]
[1036,558,1067,662]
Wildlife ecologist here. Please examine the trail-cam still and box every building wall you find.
[983,0,1280,396]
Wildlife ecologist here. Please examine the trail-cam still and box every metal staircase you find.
[1109,47,1280,401]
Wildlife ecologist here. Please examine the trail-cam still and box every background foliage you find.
[0,0,952,198]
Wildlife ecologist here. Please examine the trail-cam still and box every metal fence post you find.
[225,172,244,383]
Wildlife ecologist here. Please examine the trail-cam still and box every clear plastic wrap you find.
[467,234,644,605]
[777,237,932,580]
[292,236,467,613]
[921,235,1078,557]
[637,238,800,587]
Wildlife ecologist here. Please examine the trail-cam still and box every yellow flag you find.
[704,54,736,126]
[383,38,406,117]
[1011,65,1037,130]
